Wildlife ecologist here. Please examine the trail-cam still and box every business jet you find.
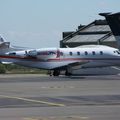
[0,12,120,76]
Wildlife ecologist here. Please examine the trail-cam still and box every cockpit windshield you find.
[114,50,120,54]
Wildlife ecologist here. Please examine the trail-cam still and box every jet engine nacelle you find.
[7,50,38,58]
[8,51,26,57]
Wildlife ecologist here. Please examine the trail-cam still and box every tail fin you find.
[0,36,5,43]
[0,36,31,54]
[0,36,32,56]
[0,36,10,48]
[99,12,120,49]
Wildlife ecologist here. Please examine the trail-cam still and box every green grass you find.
[0,64,48,74]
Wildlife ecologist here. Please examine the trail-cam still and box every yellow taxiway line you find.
[0,94,65,107]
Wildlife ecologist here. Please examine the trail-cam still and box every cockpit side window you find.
[116,51,120,54]
[113,50,120,54]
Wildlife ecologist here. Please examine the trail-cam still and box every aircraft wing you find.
[67,60,89,70]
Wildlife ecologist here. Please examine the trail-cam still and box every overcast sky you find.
[0,0,119,48]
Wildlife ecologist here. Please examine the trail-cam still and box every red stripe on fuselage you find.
[0,55,37,60]
[0,55,120,61]
[47,58,120,61]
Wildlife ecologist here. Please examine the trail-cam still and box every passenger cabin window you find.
[100,51,103,55]
[92,51,95,55]
[85,51,88,55]
[69,52,73,56]
[77,51,80,55]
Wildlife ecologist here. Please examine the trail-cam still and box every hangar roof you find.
[61,20,116,47]
[66,34,106,43]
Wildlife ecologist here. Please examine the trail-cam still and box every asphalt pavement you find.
[0,74,119,120]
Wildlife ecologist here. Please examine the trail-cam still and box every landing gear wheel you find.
[48,70,52,76]
[53,70,60,76]
[65,70,72,76]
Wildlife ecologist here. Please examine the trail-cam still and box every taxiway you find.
[0,74,119,120]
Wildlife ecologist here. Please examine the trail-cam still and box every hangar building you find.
[60,19,120,75]
[60,19,117,48]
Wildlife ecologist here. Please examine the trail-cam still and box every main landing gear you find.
[53,69,60,76]
[48,69,60,76]
[65,69,72,76]
[48,69,72,77]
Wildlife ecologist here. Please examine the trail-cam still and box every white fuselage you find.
[1,45,120,70]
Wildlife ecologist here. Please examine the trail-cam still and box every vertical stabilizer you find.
[99,12,120,49]
[0,36,5,43]
[0,36,32,55]
[0,36,10,48]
